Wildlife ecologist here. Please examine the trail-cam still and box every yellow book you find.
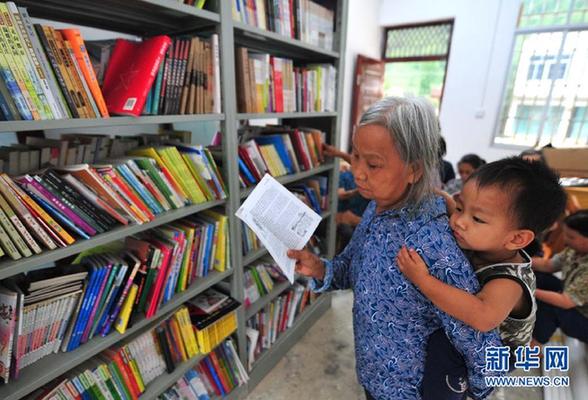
[176,307,199,358]
[157,147,205,204]
[124,347,145,392]
[202,210,228,272]
[130,147,188,202]
[173,223,195,291]
[181,153,214,201]
[114,284,138,334]
[166,147,208,203]
[266,145,288,176]
[259,145,277,176]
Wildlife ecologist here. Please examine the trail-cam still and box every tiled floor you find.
[246,291,544,400]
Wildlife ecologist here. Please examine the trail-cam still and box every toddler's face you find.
[449,180,519,254]
[350,125,418,212]
[563,226,588,254]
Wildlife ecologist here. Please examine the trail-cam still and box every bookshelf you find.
[0,0,348,398]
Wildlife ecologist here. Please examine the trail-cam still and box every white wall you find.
[376,0,522,165]
[340,0,383,152]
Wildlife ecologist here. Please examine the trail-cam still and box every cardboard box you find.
[543,147,588,178]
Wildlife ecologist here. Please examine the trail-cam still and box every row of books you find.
[246,280,316,369]
[241,222,262,255]
[0,2,110,121]
[0,1,220,121]
[142,35,221,116]
[237,127,326,187]
[232,0,335,51]
[160,340,249,400]
[25,302,245,400]
[0,131,190,176]
[0,141,226,260]
[236,47,337,113]
[0,212,230,381]
[243,262,286,307]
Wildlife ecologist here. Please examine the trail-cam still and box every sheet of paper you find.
[236,174,322,283]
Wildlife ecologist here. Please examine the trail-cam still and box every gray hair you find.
[358,96,440,207]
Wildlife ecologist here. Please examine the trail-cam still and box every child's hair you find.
[564,210,588,237]
[458,154,486,169]
[468,157,567,235]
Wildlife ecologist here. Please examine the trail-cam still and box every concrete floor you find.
[246,291,544,400]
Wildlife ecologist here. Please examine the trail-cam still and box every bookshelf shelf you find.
[245,280,292,320]
[239,163,335,199]
[0,114,225,134]
[14,0,220,36]
[236,111,338,120]
[233,21,340,60]
[0,199,225,280]
[247,293,331,388]
[0,268,233,400]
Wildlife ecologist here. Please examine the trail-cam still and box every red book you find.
[270,56,284,113]
[103,349,140,400]
[209,350,233,392]
[237,146,262,181]
[145,240,173,317]
[102,35,171,116]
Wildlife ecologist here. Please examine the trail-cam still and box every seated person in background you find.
[324,143,370,251]
[531,210,588,347]
[397,157,567,399]
[445,153,486,195]
[439,136,455,185]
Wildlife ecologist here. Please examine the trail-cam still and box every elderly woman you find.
[289,97,502,399]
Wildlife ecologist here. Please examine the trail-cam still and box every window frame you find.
[493,2,588,149]
[381,19,455,112]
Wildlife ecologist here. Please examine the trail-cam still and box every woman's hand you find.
[287,249,325,280]
[323,143,351,164]
[396,246,431,285]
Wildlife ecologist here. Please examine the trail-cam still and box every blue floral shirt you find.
[312,197,503,399]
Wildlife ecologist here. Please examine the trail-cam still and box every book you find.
[102,36,171,116]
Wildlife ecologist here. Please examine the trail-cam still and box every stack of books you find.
[0,266,87,383]
[0,209,230,380]
[232,0,335,51]
[0,140,226,261]
[241,222,262,255]
[235,47,336,113]
[0,1,221,120]
[187,288,240,354]
[243,262,286,307]
[25,312,246,400]
[160,338,248,400]
[142,35,221,116]
[246,280,316,368]
[237,126,326,187]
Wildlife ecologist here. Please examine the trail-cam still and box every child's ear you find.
[505,229,535,251]
[407,162,423,184]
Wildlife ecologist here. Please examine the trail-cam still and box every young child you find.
[397,157,567,399]
[531,210,588,346]
[444,153,486,195]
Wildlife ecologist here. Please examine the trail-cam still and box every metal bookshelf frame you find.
[0,0,348,398]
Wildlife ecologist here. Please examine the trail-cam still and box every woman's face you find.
[351,125,417,213]
[458,162,475,182]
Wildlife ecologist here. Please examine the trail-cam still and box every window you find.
[495,0,588,147]
[382,20,454,112]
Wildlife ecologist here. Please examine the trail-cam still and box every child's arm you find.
[338,187,359,200]
[535,289,577,309]
[397,246,522,332]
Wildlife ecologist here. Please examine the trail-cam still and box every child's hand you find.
[396,246,431,284]
[287,249,325,280]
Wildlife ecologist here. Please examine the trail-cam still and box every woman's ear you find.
[505,229,535,251]
[407,162,424,184]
